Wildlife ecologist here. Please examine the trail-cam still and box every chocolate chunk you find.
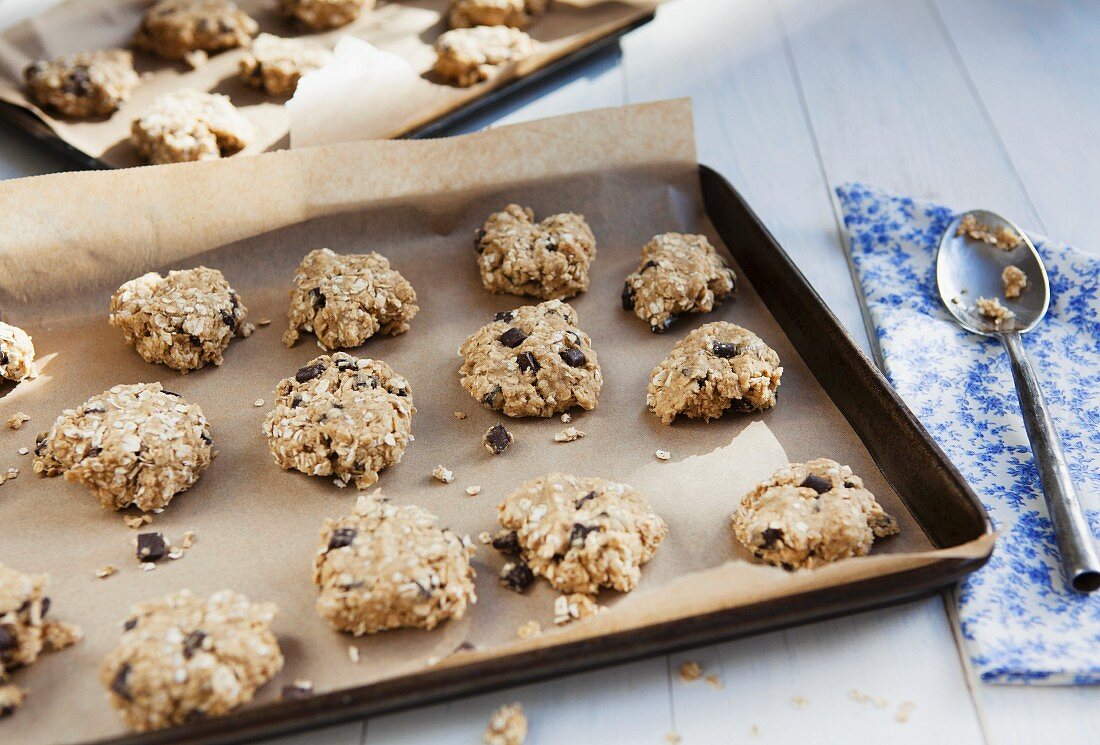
[570,523,598,546]
[110,664,132,701]
[491,531,520,554]
[640,260,658,272]
[63,67,91,96]
[483,386,502,407]
[728,397,758,414]
[621,282,636,311]
[651,315,676,333]
[136,532,167,562]
[295,363,325,383]
[483,424,513,455]
[575,491,596,509]
[39,597,50,618]
[34,433,46,456]
[0,704,15,718]
[182,630,206,658]
[0,626,14,653]
[801,474,832,494]
[500,562,535,593]
[516,351,539,374]
[494,310,515,323]
[711,341,739,358]
[475,227,486,252]
[280,683,314,702]
[327,527,357,551]
[123,618,138,631]
[161,390,180,397]
[559,348,586,367]
[335,357,355,371]
[309,287,326,309]
[761,527,784,547]
[499,327,527,348]
[843,480,857,488]
[219,309,237,330]
[200,432,213,445]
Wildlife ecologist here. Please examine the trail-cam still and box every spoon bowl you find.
[936,209,1049,335]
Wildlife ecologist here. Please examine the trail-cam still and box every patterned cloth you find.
[835,184,1100,684]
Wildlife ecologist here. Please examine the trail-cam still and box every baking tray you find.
[94,167,990,745]
[0,1,655,170]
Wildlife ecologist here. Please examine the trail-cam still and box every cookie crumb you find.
[895,700,916,723]
[256,317,272,326]
[655,449,671,461]
[454,411,468,420]
[6,412,29,430]
[95,565,118,579]
[279,680,314,701]
[17,447,29,455]
[478,531,493,544]
[484,702,527,745]
[347,645,361,663]
[181,530,196,549]
[253,398,265,407]
[552,593,600,625]
[432,465,455,484]
[167,546,185,560]
[183,49,208,69]
[791,695,809,709]
[749,724,761,737]
[140,562,157,572]
[679,661,702,683]
[976,296,1015,326]
[516,620,541,639]
[42,621,83,651]
[705,673,724,690]
[560,412,572,423]
[466,485,482,496]
[483,423,514,455]
[124,514,153,529]
[664,733,682,745]
[1002,265,1027,298]
[848,689,890,708]
[5,468,18,480]
[553,427,585,443]
[957,214,1021,250]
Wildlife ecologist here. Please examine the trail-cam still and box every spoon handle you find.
[1001,332,1100,593]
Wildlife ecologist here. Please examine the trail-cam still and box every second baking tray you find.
[0,101,992,745]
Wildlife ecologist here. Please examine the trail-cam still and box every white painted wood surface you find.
[2,1,1097,743]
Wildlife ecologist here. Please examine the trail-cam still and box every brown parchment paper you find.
[0,0,657,168]
[0,101,992,745]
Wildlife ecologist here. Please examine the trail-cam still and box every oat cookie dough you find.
[459,300,602,418]
[239,34,333,96]
[33,383,214,512]
[280,0,376,30]
[647,322,782,424]
[732,458,900,570]
[450,0,548,29]
[484,702,528,745]
[1002,265,1027,298]
[131,90,253,164]
[283,248,418,350]
[494,473,668,595]
[434,25,536,87]
[24,49,139,118]
[976,296,1014,326]
[263,353,414,488]
[476,204,596,300]
[622,233,737,333]
[101,589,282,732]
[956,213,1021,251]
[313,495,477,634]
[0,322,35,382]
[109,266,251,371]
[134,0,257,60]
[1,563,83,718]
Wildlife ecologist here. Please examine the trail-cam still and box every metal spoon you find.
[936,209,1100,593]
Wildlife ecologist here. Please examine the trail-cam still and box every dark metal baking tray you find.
[84,165,993,745]
[0,13,653,172]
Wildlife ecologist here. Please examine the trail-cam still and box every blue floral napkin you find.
[835,184,1100,684]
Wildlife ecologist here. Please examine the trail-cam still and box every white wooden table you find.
[2,1,1097,742]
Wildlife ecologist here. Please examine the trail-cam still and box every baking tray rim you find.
[58,163,993,745]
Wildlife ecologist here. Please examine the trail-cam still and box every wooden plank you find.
[670,600,984,744]
[363,658,674,744]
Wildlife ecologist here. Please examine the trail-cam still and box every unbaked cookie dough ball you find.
[1,563,83,718]
[101,590,282,732]
[475,204,596,300]
[313,495,477,634]
[622,233,737,332]
[433,25,536,87]
[263,353,414,489]
[109,266,251,371]
[24,49,139,118]
[493,473,668,595]
[0,322,35,382]
[459,300,602,418]
[238,34,333,97]
[134,0,257,60]
[647,321,782,424]
[449,0,548,29]
[131,90,253,164]
[283,248,418,350]
[732,458,900,570]
[33,383,214,511]
[279,0,375,30]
